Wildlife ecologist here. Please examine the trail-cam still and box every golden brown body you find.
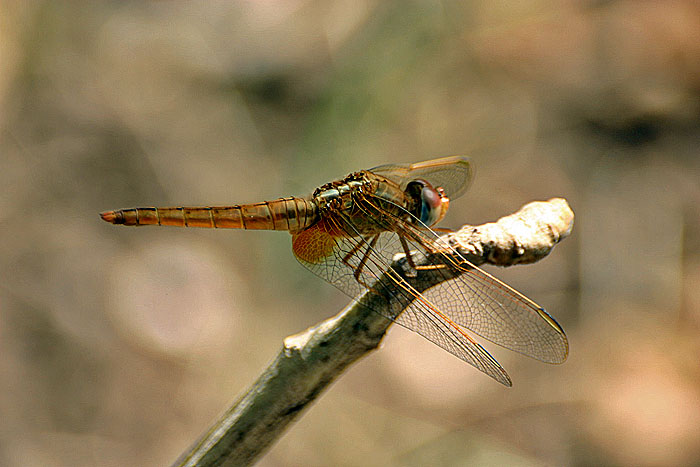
[101,197,318,232]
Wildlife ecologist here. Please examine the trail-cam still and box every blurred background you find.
[1,1,699,465]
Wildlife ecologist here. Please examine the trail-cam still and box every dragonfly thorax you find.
[311,171,411,236]
[313,173,371,211]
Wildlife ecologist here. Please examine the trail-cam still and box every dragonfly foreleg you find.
[399,235,447,275]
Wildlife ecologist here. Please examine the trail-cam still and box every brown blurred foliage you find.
[1,1,699,466]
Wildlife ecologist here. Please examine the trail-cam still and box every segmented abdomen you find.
[100,197,318,232]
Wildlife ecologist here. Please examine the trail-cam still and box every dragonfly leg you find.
[340,235,374,288]
[342,236,367,265]
[353,235,380,284]
[399,235,419,272]
[399,235,446,273]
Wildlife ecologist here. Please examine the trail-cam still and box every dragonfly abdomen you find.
[100,197,319,231]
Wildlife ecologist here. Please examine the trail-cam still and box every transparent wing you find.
[369,156,473,200]
[418,266,568,363]
[359,194,569,364]
[291,212,512,386]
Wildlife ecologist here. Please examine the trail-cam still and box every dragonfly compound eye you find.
[406,180,447,227]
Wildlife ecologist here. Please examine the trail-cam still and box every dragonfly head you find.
[406,180,450,227]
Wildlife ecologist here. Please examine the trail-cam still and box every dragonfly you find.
[101,156,568,386]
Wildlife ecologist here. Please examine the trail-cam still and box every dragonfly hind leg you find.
[342,236,367,265]
[342,234,380,288]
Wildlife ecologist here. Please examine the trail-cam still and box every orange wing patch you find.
[292,222,338,264]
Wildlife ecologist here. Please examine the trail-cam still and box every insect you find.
[101,156,568,385]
